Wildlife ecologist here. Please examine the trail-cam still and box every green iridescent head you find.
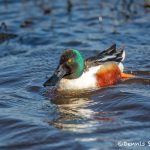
[43,49,84,86]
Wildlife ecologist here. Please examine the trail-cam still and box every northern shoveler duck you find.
[43,44,134,90]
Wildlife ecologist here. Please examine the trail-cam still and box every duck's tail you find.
[86,44,125,66]
[97,44,125,63]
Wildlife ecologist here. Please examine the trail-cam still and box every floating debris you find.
[98,16,103,22]
[43,7,52,15]
[98,16,103,31]
[0,22,7,31]
[20,19,33,28]
[0,33,17,41]
[35,1,52,15]
[144,0,150,8]
[0,22,17,41]
[67,0,72,13]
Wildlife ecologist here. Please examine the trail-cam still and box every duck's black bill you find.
[43,64,68,87]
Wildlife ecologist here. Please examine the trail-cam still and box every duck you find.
[43,44,134,90]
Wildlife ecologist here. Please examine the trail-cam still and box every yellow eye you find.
[68,59,72,63]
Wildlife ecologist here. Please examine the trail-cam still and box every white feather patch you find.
[121,50,125,61]
[58,66,100,90]
[118,63,124,72]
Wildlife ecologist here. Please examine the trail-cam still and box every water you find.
[0,0,150,149]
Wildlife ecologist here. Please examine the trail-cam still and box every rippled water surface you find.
[0,0,150,150]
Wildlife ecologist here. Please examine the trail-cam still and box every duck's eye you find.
[68,58,72,63]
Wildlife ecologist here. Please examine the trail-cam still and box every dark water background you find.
[0,0,150,149]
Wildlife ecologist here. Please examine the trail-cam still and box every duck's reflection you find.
[48,89,113,132]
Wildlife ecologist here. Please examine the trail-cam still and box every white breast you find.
[58,66,101,90]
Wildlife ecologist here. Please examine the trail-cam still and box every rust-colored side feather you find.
[96,63,121,87]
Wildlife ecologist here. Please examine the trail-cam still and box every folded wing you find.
[85,44,125,70]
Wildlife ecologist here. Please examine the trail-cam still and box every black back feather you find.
[85,44,125,70]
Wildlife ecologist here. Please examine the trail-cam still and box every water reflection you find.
[48,89,114,132]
